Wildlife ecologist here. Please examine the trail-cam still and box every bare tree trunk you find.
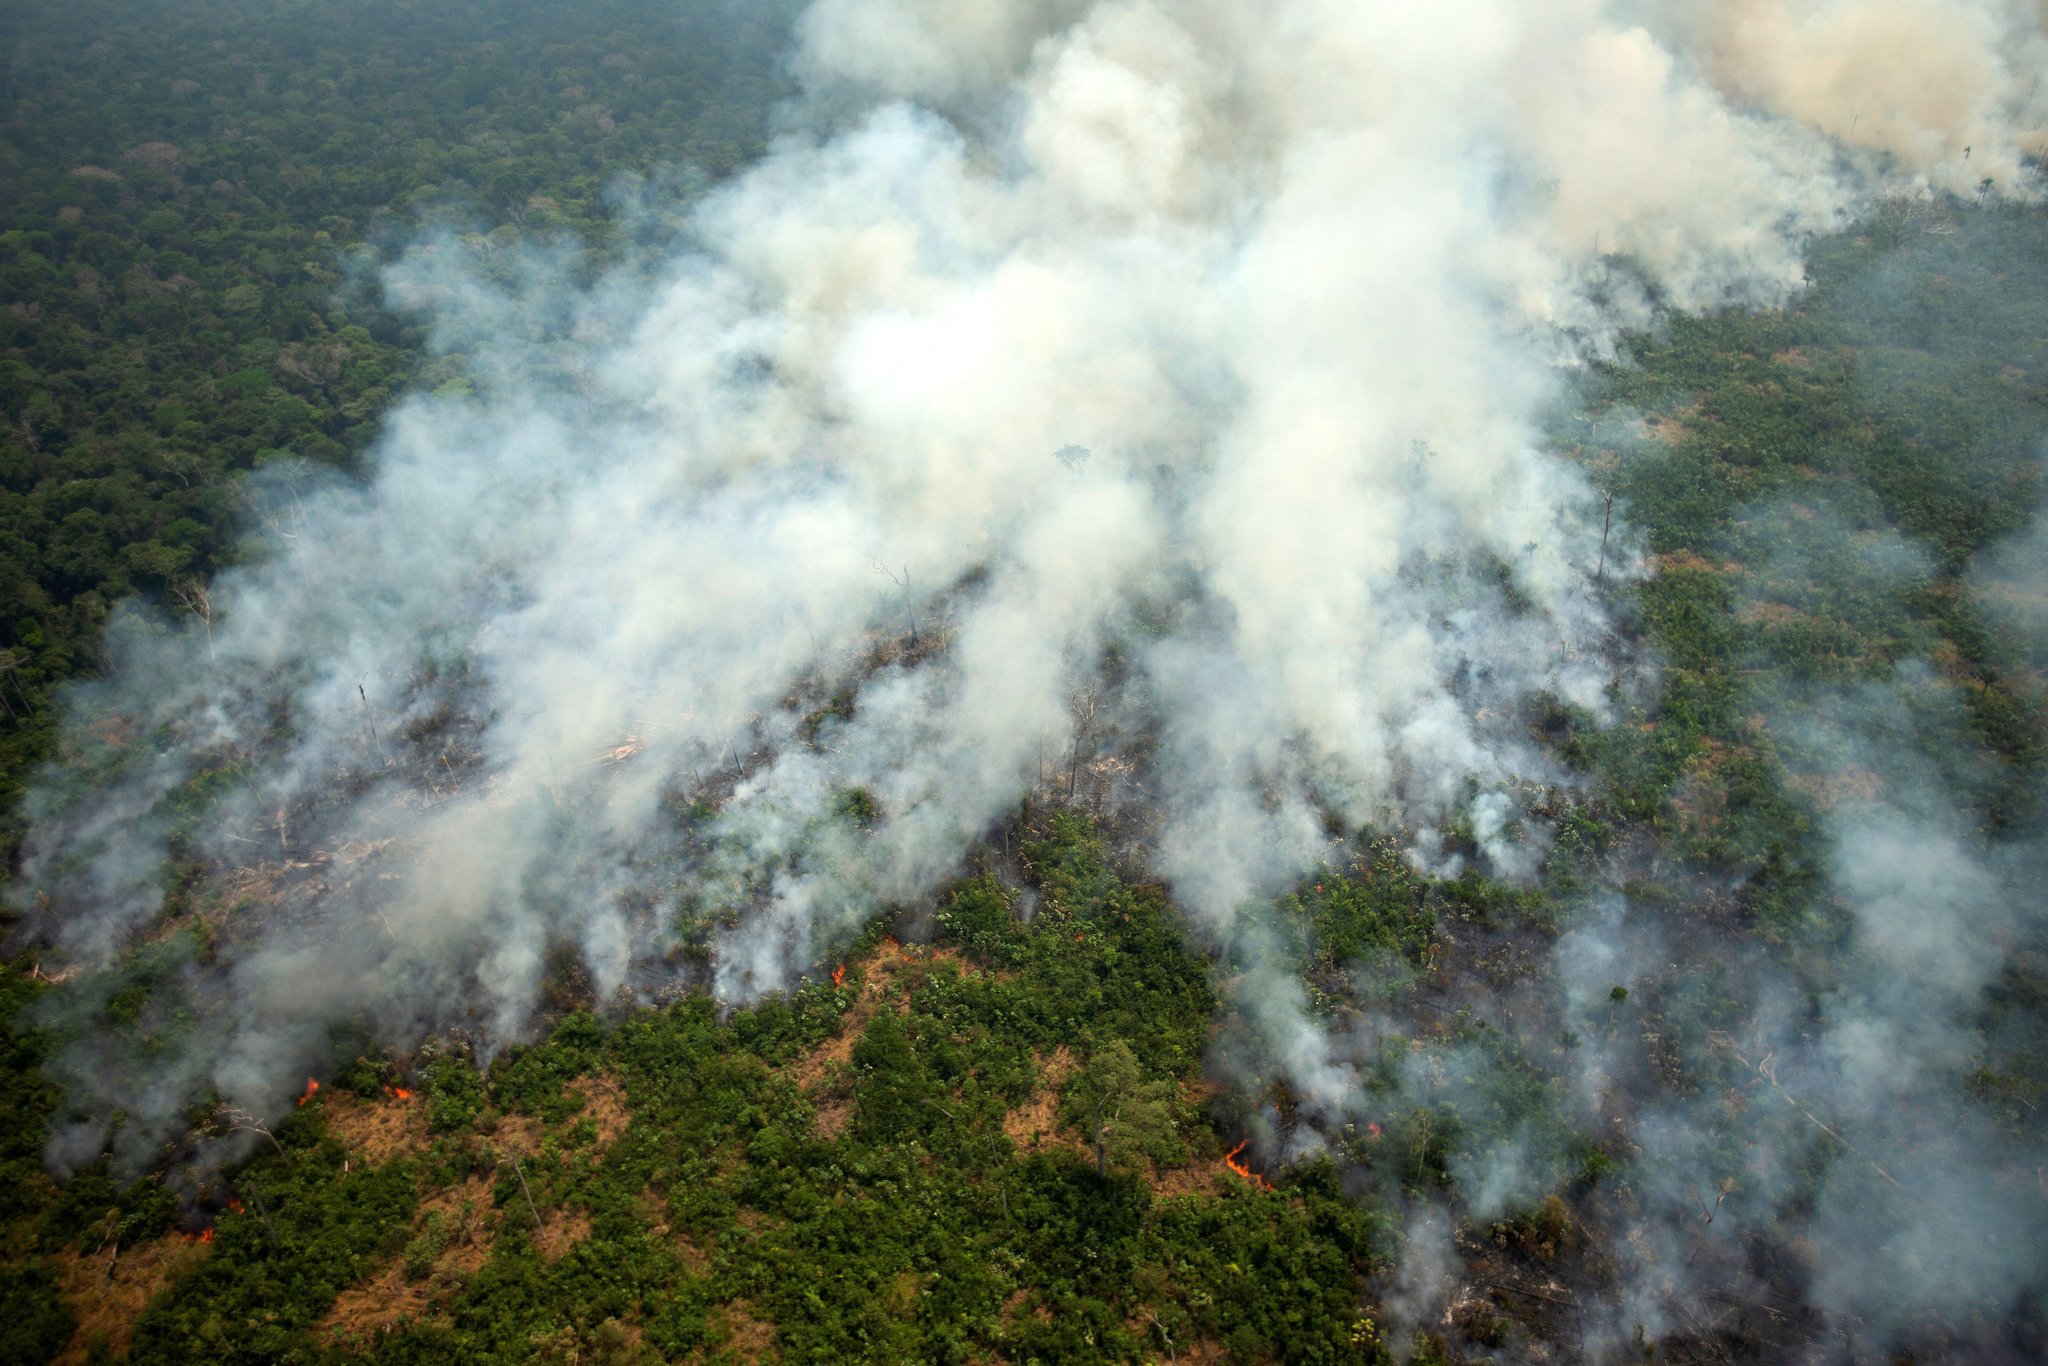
[1067,692,1098,804]
[874,562,919,646]
[508,1158,543,1231]
[1596,489,1615,584]
[358,681,380,749]
[246,1180,281,1249]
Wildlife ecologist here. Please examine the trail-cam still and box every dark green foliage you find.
[490,1011,608,1117]
[1137,1179,1387,1365]
[0,970,59,1223]
[1293,845,1437,972]
[423,1048,488,1134]
[127,1126,420,1363]
[0,0,803,832]
[935,873,1029,968]
[37,1159,178,1252]
[1063,1039,1184,1176]
[0,1256,75,1364]
[160,817,1354,1364]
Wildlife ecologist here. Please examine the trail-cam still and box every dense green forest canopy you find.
[2,2,2046,1364]
[0,0,797,823]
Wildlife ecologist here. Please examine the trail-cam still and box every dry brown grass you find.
[1786,765,1889,811]
[733,1207,786,1234]
[320,1165,592,1353]
[1147,1160,1225,1199]
[54,1234,209,1364]
[1738,600,1807,626]
[1640,404,1699,445]
[566,1073,631,1150]
[784,937,991,1140]
[1000,1046,1081,1155]
[325,1090,431,1165]
[699,1300,780,1363]
[536,1205,593,1262]
[1657,550,1743,576]
[811,1094,854,1140]
[478,1109,544,1157]
[319,1177,495,1350]
[787,1020,861,1093]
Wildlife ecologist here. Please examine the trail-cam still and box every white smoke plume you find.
[12,2,2048,1348]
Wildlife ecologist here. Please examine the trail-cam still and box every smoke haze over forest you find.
[9,1,2048,1359]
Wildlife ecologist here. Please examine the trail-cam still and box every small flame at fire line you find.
[296,1077,320,1107]
[228,1200,244,1214]
[1223,1139,1275,1192]
[831,963,846,988]
[387,1086,414,1100]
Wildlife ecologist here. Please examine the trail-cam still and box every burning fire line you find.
[832,963,846,988]
[296,1077,320,1107]
[386,1085,414,1100]
[1223,1139,1274,1192]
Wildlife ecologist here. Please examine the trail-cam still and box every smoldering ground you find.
[12,0,2048,1358]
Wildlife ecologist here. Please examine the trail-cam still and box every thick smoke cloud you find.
[12,0,2048,1353]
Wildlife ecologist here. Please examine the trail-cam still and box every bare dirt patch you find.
[787,1015,862,1141]
[480,1110,544,1157]
[734,1207,787,1234]
[1001,1288,1052,1327]
[55,1234,209,1364]
[1739,600,1807,627]
[1640,404,1699,445]
[1657,550,1743,576]
[1786,765,1889,812]
[637,1186,719,1272]
[1001,1046,1083,1154]
[860,938,979,999]
[567,1072,632,1150]
[812,1094,853,1140]
[1147,1160,1224,1200]
[785,938,987,1138]
[537,1206,593,1262]
[787,1024,860,1093]
[703,1300,780,1363]
[323,1263,438,1349]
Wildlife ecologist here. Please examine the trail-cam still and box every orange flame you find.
[228,1200,245,1214]
[296,1077,320,1107]
[1223,1139,1274,1192]
[832,963,846,988]
[386,1085,414,1101]
[1366,1122,1382,1140]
